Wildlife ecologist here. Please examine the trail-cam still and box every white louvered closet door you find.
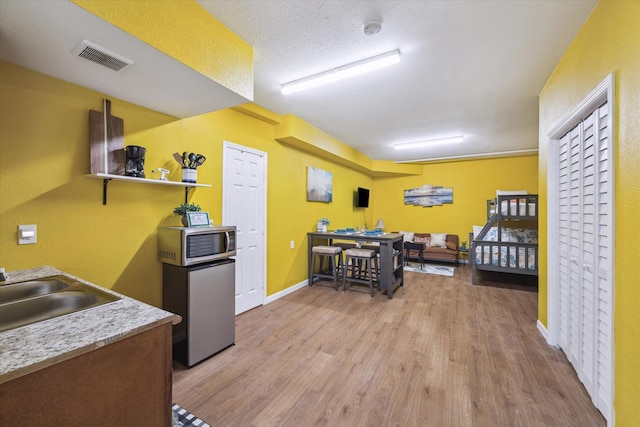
[557,130,574,359]
[555,102,612,418]
[580,111,596,395]
[594,103,612,414]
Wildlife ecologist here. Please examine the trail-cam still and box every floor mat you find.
[404,262,455,276]
[172,403,211,427]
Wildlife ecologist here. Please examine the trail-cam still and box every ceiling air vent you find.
[71,40,134,72]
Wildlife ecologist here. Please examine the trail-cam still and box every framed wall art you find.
[404,184,453,207]
[307,166,333,203]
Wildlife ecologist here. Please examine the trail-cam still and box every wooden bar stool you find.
[362,244,381,286]
[342,248,378,297]
[310,245,344,290]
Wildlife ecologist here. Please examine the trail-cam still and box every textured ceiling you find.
[197,0,597,162]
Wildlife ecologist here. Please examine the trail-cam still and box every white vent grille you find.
[72,40,134,72]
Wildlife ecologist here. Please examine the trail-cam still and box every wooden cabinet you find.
[0,324,174,426]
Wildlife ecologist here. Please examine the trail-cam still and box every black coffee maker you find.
[125,145,146,178]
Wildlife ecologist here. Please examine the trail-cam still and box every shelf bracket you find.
[185,186,193,203]
[102,178,112,205]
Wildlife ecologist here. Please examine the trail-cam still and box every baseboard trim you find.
[537,320,548,341]
[265,279,308,305]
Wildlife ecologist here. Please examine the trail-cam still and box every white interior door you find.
[549,80,614,423]
[222,142,267,315]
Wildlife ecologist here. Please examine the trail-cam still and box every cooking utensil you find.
[173,152,184,165]
[188,153,196,168]
[194,154,206,168]
[182,152,189,167]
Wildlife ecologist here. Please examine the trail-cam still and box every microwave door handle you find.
[224,231,230,252]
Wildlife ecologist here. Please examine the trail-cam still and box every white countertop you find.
[0,266,181,384]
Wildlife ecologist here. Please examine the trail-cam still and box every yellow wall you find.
[0,61,372,304]
[372,156,538,240]
[538,1,640,424]
[0,58,539,305]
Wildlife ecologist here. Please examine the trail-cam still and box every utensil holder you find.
[181,168,197,183]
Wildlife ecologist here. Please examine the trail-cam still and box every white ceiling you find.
[0,1,597,163]
[197,0,597,163]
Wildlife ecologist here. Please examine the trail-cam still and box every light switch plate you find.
[18,224,37,245]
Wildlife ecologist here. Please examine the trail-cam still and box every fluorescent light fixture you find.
[393,136,464,150]
[394,148,539,164]
[281,49,400,95]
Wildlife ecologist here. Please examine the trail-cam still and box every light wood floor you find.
[173,265,605,427]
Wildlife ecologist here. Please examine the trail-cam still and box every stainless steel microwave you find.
[157,225,236,266]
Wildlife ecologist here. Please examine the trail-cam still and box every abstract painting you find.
[307,166,333,202]
[404,184,453,207]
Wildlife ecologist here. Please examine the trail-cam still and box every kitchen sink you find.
[0,276,121,332]
[0,278,70,304]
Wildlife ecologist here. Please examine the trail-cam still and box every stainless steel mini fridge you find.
[162,259,235,367]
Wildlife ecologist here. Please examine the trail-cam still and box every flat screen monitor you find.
[356,187,370,208]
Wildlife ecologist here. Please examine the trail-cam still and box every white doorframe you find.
[222,141,267,314]
[546,73,615,424]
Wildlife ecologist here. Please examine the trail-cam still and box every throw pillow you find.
[413,235,430,246]
[430,233,447,247]
[399,230,414,242]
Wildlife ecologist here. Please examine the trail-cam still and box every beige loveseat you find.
[400,232,460,266]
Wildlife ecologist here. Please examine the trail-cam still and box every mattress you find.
[489,199,536,217]
[472,226,538,243]
[472,226,538,270]
[474,245,536,270]
[501,199,536,216]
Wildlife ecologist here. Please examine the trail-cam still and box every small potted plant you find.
[173,202,201,226]
[460,240,468,251]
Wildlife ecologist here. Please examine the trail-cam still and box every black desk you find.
[307,231,404,299]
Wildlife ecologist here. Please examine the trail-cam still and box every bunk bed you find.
[469,193,538,285]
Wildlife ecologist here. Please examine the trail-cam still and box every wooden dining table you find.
[307,231,405,299]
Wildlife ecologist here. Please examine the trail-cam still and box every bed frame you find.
[470,194,538,285]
